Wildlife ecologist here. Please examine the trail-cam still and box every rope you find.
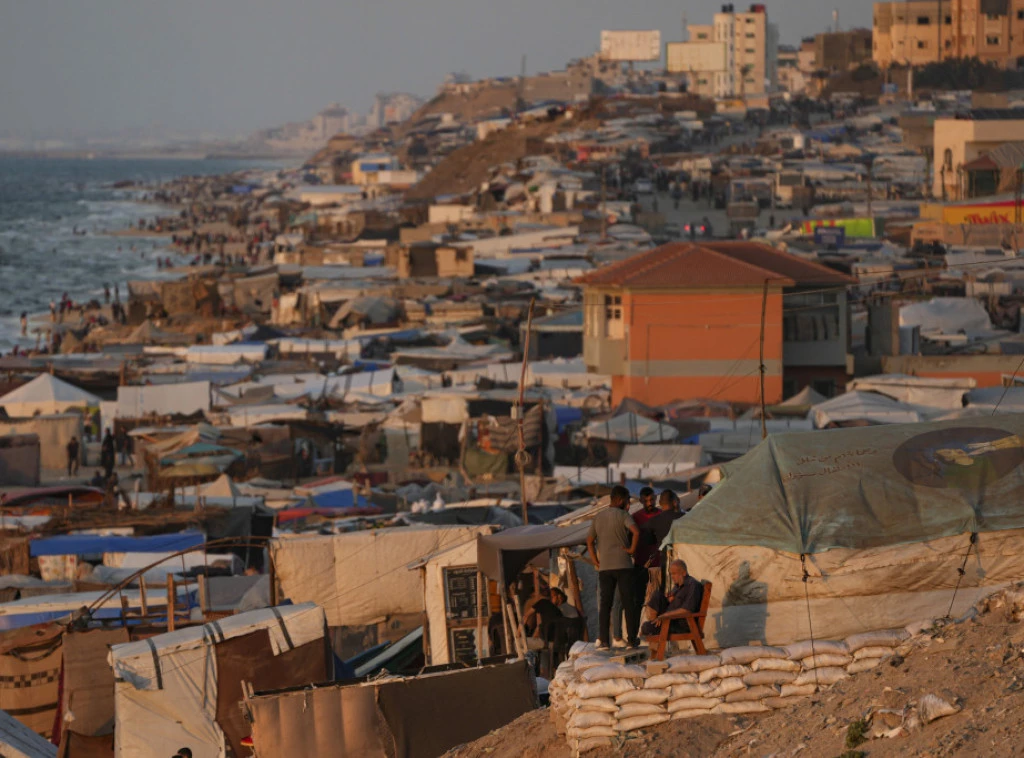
[945,532,978,619]
[800,553,820,693]
[991,356,1024,415]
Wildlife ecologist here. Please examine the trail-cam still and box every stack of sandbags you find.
[843,629,909,674]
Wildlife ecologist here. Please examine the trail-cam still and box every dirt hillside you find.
[445,586,1024,758]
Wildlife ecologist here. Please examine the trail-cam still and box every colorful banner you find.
[799,217,876,238]
[941,200,1020,225]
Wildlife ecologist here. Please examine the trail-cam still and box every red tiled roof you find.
[576,242,855,289]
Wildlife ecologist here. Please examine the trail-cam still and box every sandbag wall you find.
[549,628,910,756]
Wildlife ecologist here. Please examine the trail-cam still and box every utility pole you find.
[600,164,608,241]
[516,54,527,117]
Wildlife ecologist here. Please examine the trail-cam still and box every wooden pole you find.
[476,571,486,662]
[516,298,537,524]
[139,577,149,621]
[167,574,176,631]
[759,279,769,440]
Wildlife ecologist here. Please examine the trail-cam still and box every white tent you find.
[812,391,922,428]
[899,297,993,338]
[0,374,100,417]
[583,412,678,444]
[847,374,974,411]
[109,603,325,758]
[0,708,56,758]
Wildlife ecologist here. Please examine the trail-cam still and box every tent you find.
[271,527,492,627]
[965,386,1024,413]
[583,412,678,444]
[847,374,974,411]
[0,374,100,418]
[0,706,57,757]
[109,603,328,758]
[812,390,922,428]
[477,523,591,585]
[664,415,1024,648]
[293,477,366,510]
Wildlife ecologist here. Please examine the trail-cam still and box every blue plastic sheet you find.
[31,531,205,557]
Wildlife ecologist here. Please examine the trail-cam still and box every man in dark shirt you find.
[587,485,641,649]
[642,490,687,567]
[641,560,704,636]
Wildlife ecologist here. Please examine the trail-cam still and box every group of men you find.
[586,484,704,649]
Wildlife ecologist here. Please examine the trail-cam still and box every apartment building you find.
[668,4,779,99]
[873,0,1024,68]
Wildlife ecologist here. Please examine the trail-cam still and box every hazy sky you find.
[1,0,875,139]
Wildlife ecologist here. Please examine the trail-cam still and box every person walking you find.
[19,312,27,336]
[66,436,80,478]
[100,429,115,480]
[586,485,641,649]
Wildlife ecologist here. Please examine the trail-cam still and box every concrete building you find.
[814,29,874,72]
[932,109,1024,199]
[777,45,808,94]
[670,4,779,99]
[578,241,853,407]
[874,0,1024,69]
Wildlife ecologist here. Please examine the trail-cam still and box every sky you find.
[0,0,875,140]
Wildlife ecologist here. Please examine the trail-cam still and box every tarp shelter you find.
[0,415,83,473]
[272,527,492,627]
[58,628,129,747]
[847,374,974,411]
[583,412,679,444]
[0,623,63,740]
[245,661,536,758]
[0,375,99,418]
[477,523,591,585]
[109,603,328,758]
[294,477,365,510]
[812,390,922,428]
[0,706,56,758]
[117,381,211,418]
[30,531,204,557]
[899,297,994,337]
[965,386,1024,413]
[664,415,1024,647]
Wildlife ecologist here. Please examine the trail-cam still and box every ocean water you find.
[0,156,289,350]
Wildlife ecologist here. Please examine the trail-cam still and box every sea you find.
[0,156,291,351]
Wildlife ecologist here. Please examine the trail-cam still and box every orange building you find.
[579,242,854,407]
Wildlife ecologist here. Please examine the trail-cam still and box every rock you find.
[918,694,960,724]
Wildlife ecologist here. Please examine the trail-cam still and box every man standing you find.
[66,436,80,478]
[631,486,661,627]
[586,485,641,649]
[642,490,686,565]
[100,429,115,480]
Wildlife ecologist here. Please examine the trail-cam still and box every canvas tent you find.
[109,603,328,758]
[847,374,974,411]
[664,415,1024,648]
[271,526,492,627]
[0,375,99,418]
[583,412,678,444]
[812,390,922,428]
[477,523,591,585]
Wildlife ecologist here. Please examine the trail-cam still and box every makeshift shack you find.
[664,415,1024,648]
[0,435,40,486]
[0,416,83,474]
[109,603,329,758]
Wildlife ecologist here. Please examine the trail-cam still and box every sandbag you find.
[567,725,617,739]
[707,677,746,699]
[853,646,895,661]
[616,688,669,705]
[698,664,751,683]
[556,661,574,677]
[726,685,777,703]
[743,670,797,687]
[719,645,787,664]
[763,696,808,709]
[576,736,614,754]
[780,683,819,698]
[645,672,697,689]
[847,658,883,674]
[671,708,715,720]
[844,629,909,652]
[665,654,721,673]
[574,656,611,672]
[792,667,848,687]
[616,702,666,719]
[667,697,718,712]
[750,657,801,673]
[670,682,715,699]
[713,701,769,714]
[801,653,853,669]
[905,619,936,637]
[576,679,637,699]
[568,710,616,729]
[784,640,849,660]
[582,663,647,682]
[570,641,596,658]
[577,697,619,713]
[918,694,959,724]
[614,713,670,731]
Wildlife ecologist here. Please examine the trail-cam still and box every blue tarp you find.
[309,490,369,509]
[554,405,583,433]
[31,531,205,557]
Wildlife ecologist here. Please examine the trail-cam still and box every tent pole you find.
[476,571,486,662]
[759,278,770,440]
[516,298,536,524]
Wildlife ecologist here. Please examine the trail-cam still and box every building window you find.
[917,40,928,48]
[604,295,623,339]
[987,13,1001,21]
[917,16,930,24]
[945,15,952,23]
[1018,9,1024,20]
[812,379,837,398]
[943,148,953,171]
[987,35,1000,45]
[697,32,708,39]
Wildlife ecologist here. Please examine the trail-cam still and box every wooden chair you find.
[646,580,712,661]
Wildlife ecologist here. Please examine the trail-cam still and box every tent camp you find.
[271,526,492,627]
[812,390,922,428]
[109,603,328,758]
[583,412,678,444]
[664,415,1024,648]
[0,375,99,418]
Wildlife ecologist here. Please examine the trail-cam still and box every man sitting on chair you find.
[640,560,703,636]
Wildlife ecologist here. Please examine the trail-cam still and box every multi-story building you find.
[668,4,779,99]
[873,0,1024,69]
[814,29,874,72]
[777,45,807,94]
